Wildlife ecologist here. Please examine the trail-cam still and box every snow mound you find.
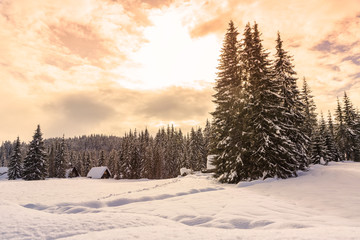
[180,167,192,176]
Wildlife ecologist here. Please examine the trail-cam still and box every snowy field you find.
[1,162,360,240]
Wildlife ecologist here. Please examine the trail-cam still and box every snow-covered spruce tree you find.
[98,150,105,167]
[244,23,300,180]
[75,152,83,176]
[223,22,254,182]
[83,151,91,176]
[189,127,207,171]
[140,129,154,179]
[310,113,330,165]
[273,32,309,170]
[138,130,147,178]
[335,98,346,160]
[115,146,125,179]
[180,133,191,169]
[203,119,212,158]
[164,125,180,178]
[310,129,328,165]
[328,111,335,138]
[189,128,199,171]
[23,125,48,180]
[119,130,140,179]
[54,136,67,178]
[107,149,117,176]
[47,144,55,177]
[129,132,141,179]
[175,129,186,169]
[8,137,23,180]
[153,129,165,179]
[211,20,241,182]
[197,128,208,170]
[68,151,76,168]
[326,111,342,162]
[341,92,360,161]
[300,78,318,163]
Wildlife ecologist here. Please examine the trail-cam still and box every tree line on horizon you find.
[210,21,360,183]
[3,122,212,180]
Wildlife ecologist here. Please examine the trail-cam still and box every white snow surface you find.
[0,167,8,179]
[1,162,360,239]
[87,166,111,179]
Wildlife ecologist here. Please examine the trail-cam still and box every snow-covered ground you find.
[1,162,360,240]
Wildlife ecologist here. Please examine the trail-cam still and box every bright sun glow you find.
[118,8,220,90]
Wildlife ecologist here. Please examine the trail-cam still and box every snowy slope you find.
[0,162,359,240]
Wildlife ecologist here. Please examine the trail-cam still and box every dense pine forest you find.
[1,22,360,183]
[2,122,212,180]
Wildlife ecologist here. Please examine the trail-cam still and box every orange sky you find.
[0,0,359,142]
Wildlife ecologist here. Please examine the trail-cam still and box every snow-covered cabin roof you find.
[87,167,111,179]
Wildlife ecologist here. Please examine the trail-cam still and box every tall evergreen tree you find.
[8,137,22,180]
[54,136,67,178]
[300,78,318,164]
[311,112,329,164]
[83,151,91,176]
[211,20,241,182]
[335,97,346,160]
[23,125,47,180]
[274,32,309,170]
[203,119,212,157]
[211,22,315,183]
[342,92,360,161]
[326,111,342,162]
[310,128,327,165]
[141,129,154,178]
[107,149,117,175]
[75,152,83,176]
[47,144,56,177]
[129,132,141,179]
[244,23,299,180]
[98,150,105,167]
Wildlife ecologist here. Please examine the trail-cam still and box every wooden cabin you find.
[65,167,80,178]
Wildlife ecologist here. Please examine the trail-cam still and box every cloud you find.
[12,85,214,141]
[312,39,359,55]
[136,86,213,120]
[49,22,113,63]
[343,55,360,66]
[43,93,117,137]
[189,17,230,38]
